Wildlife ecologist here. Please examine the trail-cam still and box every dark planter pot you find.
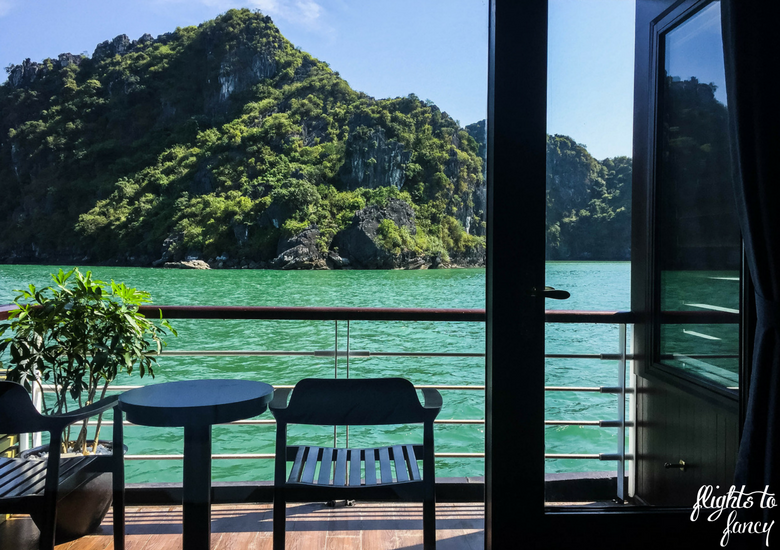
[20,440,125,542]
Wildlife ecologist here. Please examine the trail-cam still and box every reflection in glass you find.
[656,1,740,388]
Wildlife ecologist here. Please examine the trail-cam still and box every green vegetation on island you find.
[0,8,631,268]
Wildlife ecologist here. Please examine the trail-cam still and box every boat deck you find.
[1,502,485,550]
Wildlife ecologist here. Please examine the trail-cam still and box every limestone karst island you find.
[0,9,631,269]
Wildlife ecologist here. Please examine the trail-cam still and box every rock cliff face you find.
[218,47,277,103]
[546,137,599,215]
[465,119,487,179]
[93,35,134,61]
[272,225,325,269]
[7,55,84,89]
[332,199,416,269]
[464,119,487,236]
[339,125,411,191]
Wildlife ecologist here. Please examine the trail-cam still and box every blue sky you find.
[0,0,635,159]
[665,1,727,105]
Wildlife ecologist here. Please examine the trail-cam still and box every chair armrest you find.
[421,388,442,411]
[53,395,120,425]
[269,388,292,412]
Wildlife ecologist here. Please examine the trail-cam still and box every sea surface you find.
[0,262,631,483]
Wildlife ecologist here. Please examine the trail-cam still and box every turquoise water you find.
[0,262,630,482]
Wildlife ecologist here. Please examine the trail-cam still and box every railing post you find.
[334,320,338,448]
[20,380,44,451]
[617,323,627,501]
[346,320,350,449]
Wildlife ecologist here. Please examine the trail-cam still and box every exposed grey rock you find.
[292,57,316,82]
[449,244,486,267]
[464,119,487,236]
[272,226,323,269]
[331,199,416,269]
[442,147,483,235]
[57,53,82,68]
[9,34,150,91]
[7,59,42,88]
[233,223,250,246]
[159,232,184,263]
[471,183,487,236]
[276,225,320,256]
[217,48,277,102]
[93,35,132,62]
[301,117,329,147]
[10,142,21,181]
[6,54,85,90]
[339,125,410,191]
[272,246,325,270]
[163,260,210,269]
[393,250,429,270]
[257,201,291,229]
[465,119,487,179]
[325,250,349,269]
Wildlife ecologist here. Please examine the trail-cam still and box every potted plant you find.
[0,267,175,538]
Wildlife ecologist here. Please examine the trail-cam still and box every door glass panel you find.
[656,1,740,389]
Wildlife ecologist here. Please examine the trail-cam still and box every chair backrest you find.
[275,378,433,426]
[0,381,50,434]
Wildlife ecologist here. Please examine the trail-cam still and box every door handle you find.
[530,286,571,300]
[664,460,687,472]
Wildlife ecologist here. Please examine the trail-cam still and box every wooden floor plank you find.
[0,503,484,550]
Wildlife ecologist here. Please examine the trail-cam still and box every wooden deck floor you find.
[1,502,484,550]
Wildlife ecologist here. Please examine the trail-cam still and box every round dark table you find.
[119,379,273,550]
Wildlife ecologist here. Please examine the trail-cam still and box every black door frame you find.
[485,1,733,547]
[485,0,547,547]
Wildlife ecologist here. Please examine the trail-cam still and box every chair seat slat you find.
[364,448,377,486]
[349,449,362,486]
[378,447,393,484]
[405,445,421,481]
[4,461,50,498]
[0,459,41,488]
[289,446,306,483]
[0,460,46,498]
[18,456,96,498]
[1,456,97,499]
[334,449,347,486]
[392,445,409,482]
[318,447,333,485]
[301,447,320,484]
[287,445,424,487]
[0,457,25,481]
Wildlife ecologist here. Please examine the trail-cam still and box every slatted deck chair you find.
[0,381,125,550]
[270,377,442,550]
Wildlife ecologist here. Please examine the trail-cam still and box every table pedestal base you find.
[183,424,212,550]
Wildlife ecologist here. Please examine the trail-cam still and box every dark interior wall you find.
[635,374,738,505]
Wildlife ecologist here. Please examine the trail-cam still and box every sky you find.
[0,0,635,160]
[665,1,727,105]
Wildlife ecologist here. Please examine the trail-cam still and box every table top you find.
[119,379,274,428]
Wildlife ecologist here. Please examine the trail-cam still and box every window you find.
[654,1,741,391]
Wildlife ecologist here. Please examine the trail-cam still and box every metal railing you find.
[3,305,738,499]
[7,307,639,493]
